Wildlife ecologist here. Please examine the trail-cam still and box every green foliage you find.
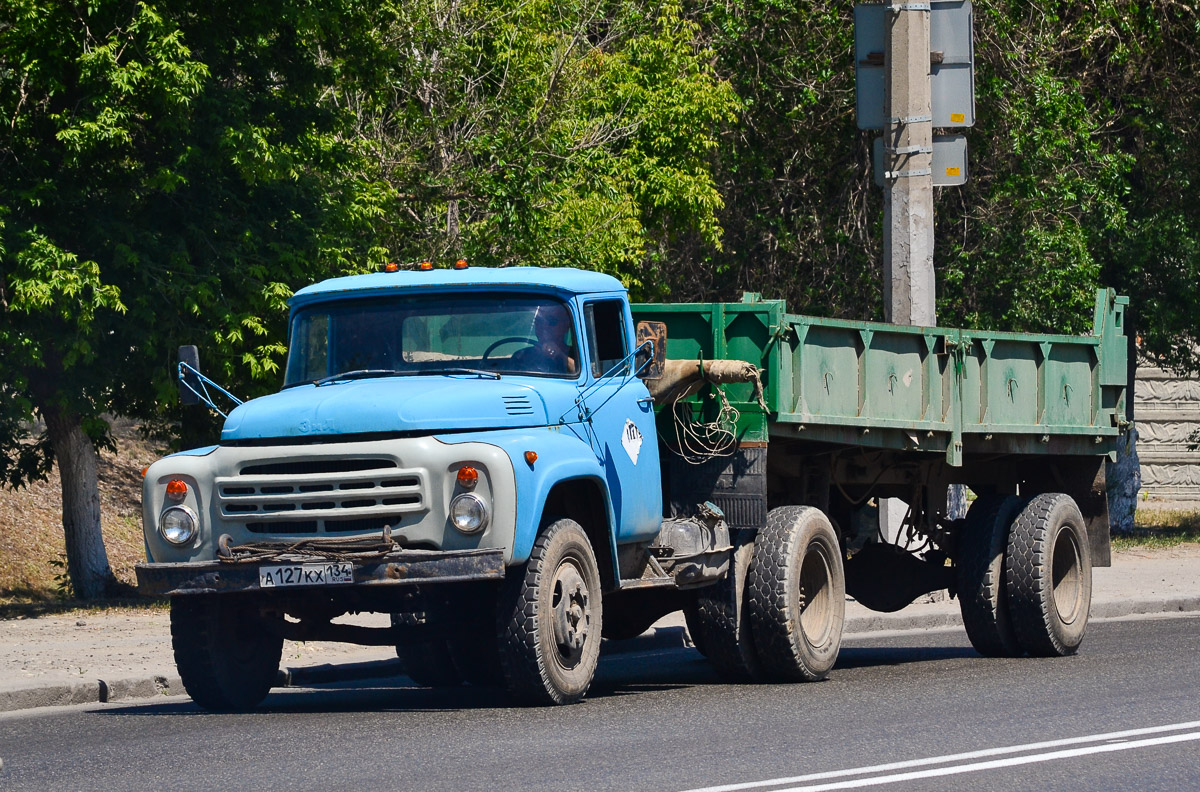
[0,0,394,470]
[358,0,737,298]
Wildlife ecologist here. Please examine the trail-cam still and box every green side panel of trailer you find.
[632,289,1129,465]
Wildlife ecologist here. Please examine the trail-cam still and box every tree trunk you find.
[41,404,116,599]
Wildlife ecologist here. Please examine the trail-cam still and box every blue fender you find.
[435,426,618,571]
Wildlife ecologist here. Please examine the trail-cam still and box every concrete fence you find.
[1136,362,1200,504]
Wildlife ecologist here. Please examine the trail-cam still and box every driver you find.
[511,303,578,375]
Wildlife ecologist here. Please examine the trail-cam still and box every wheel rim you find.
[550,558,591,669]
[1051,526,1084,625]
[799,541,834,647]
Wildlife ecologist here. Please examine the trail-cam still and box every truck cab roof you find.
[290,266,626,309]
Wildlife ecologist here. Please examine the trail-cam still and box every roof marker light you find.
[419,261,434,271]
[455,259,469,270]
[385,262,399,272]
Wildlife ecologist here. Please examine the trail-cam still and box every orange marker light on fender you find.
[419,261,434,271]
[456,466,479,488]
[524,451,538,466]
[166,479,188,502]
[454,259,469,270]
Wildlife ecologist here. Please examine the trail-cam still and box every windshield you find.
[284,292,580,386]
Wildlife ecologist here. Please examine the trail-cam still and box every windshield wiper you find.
[311,369,403,387]
[416,367,501,380]
[290,367,501,388]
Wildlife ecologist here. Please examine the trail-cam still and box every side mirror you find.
[634,321,666,380]
[178,345,201,406]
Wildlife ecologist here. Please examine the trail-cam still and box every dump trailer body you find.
[633,289,1127,569]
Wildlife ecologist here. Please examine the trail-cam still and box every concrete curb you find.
[2,595,1197,715]
[0,674,182,714]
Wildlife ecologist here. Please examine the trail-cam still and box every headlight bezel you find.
[159,505,198,546]
[449,492,490,535]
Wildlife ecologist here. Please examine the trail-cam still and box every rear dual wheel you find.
[957,495,1024,657]
[692,507,846,684]
[957,492,1092,658]
[748,506,845,682]
[1006,493,1092,657]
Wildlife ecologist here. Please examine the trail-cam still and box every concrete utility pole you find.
[883,3,935,327]
[882,2,937,541]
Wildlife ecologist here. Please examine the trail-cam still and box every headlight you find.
[160,506,198,546]
[449,493,489,534]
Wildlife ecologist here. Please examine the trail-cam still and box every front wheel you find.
[498,519,602,705]
[171,595,283,712]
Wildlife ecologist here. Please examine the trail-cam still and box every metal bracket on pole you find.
[884,168,932,179]
[887,115,933,125]
[887,145,933,155]
[886,3,931,10]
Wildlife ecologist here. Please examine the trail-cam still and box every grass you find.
[0,597,168,622]
[1111,507,1200,551]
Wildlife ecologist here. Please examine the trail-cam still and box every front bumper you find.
[135,547,505,596]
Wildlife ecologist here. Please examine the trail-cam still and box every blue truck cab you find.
[138,266,703,708]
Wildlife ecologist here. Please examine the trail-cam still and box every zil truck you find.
[137,264,1128,709]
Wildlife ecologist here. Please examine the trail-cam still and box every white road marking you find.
[681,720,1200,792]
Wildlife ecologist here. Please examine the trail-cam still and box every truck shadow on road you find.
[99,642,980,716]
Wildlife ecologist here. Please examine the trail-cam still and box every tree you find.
[0,0,736,598]
[661,0,1200,375]
[0,1,389,597]
[350,0,738,298]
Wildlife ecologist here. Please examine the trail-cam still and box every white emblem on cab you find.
[622,419,643,465]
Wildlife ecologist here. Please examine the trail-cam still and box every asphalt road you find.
[1,614,1197,792]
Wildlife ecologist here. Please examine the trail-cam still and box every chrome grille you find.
[216,459,425,535]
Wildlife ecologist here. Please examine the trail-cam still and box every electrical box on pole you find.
[855,0,976,131]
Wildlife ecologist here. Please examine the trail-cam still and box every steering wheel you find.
[482,336,536,361]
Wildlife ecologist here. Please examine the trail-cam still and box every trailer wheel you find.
[392,625,464,687]
[171,595,282,712]
[956,494,1025,657]
[691,533,763,682]
[498,518,602,705]
[747,506,845,682]
[1006,493,1093,657]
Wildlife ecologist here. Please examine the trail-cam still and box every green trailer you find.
[631,288,1128,674]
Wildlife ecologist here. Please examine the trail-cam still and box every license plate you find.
[258,563,354,588]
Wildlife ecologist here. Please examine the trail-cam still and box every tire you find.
[1006,493,1093,657]
[498,519,603,705]
[691,533,763,682]
[171,595,283,712]
[393,626,464,687]
[682,599,709,658]
[956,494,1025,657]
[447,623,504,687]
[747,506,846,682]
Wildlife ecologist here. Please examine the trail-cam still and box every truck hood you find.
[220,376,559,441]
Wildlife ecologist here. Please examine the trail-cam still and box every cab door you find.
[577,297,662,543]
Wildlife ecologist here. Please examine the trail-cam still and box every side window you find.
[584,300,629,377]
